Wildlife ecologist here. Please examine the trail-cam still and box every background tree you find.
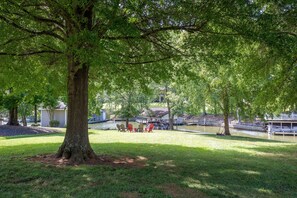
[2,90,23,126]
[105,85,152,127]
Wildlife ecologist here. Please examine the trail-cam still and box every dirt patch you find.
[0,125,59,136]
[28,154,148,168]
[158,183,208,198]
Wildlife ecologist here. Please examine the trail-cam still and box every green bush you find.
[31,123,40,127]
[49,120,60,127]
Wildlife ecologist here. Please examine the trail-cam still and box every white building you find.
[40,102,67,128]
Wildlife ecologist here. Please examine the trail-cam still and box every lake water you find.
[89,121,297,143]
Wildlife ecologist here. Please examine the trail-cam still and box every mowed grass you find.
[1,129,297,198]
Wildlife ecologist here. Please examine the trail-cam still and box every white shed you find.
[40,102,67,128]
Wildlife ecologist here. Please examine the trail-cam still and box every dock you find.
[267,119,297,135]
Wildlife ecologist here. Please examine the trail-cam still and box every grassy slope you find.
[0,130,297,198]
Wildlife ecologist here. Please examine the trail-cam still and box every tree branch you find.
[0,15,65,41]
[0,50,62,56]
[102,21,208,40]
[111,56,172,65]
[275,31,297,37]
[8,0,65,29]
[0,35,39,46]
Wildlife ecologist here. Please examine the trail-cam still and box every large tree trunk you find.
[7,107,19,126]
[56,4,96,164]
[56,60,95,163]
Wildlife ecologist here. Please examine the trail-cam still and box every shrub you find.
[49,120,60,127]
[31,123,40,127]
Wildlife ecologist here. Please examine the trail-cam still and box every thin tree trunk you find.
[7,107,19,126]
[202,99,207,116]
[222,88,231,136]
[165,85,174,130]
[168,108,174,130]
[213,101,217,115]
[34,105,37,123]
[22,115,27,126]
[223,112,230,135]
[126,118,129,128]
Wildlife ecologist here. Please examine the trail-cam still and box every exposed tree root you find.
[56,142,96,164]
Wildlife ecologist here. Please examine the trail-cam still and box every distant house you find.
[141,107,184,124]
[40,102,67,127]
[88,110,107,123]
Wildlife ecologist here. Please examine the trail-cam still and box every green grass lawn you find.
[1,130,297,198]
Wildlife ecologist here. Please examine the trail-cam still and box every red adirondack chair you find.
[146,123,154,132]
[127,123,133,132]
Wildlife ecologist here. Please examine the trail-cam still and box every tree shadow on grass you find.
[176,130,285,143]
[1,142,297,197]
[2,132,65,139]
[2,131,98,140]
[199,134,284,143]
[238,143,297,158]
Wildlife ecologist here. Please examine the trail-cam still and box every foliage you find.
[88,94,104,117]
[49,120,60,127]
[0,1,296,160]
[103,86,153,120]
[1,93,22,111]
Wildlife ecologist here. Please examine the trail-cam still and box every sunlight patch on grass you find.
[82,174,93,182]
[199,172,210,177]
[0,128,297,197]
[0,135,64,146]
[154,160,176,168]
[257,188,274,196]
[182,177,222,191]
[240,170,261,175]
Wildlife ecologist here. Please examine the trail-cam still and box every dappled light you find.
[1,130,297,197]
[0,0,296,197]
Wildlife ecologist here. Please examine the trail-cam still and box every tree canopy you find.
[0,0,296,163]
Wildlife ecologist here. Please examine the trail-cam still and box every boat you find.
[88,119,109,124]
[267,119,297,135]
[232,123,266,132]
[135,117,148,123]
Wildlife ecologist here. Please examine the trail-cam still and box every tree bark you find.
[222,87,231,135]
[34,105,37,123]
[56,4,96,164]
[56,59,95,163]
[165,85,174,130]
[7,107,19,126]
[22,115,27,126]
[202,99,207,116]
[223,112,230,135]
[214,101,218,115]
[126,118,129,128]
